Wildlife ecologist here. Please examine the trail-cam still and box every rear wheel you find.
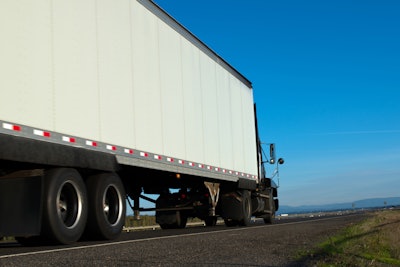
[158,211,187,229]
[177,212,188,229]
[263,189,275,224]
[42,168,88,244]
[224,219,238,227]
[85,173,126,240]
[156,193,188,229]
[239,190,252,226]
[223,190,252,227]
[205,216,218,227]
[263,212,275,224]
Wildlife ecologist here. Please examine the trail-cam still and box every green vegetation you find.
[124,215,202,229]
[0,236,14,242]
[125,215,157,228]
[299,210,400,266]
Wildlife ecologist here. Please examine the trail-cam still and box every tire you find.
[263,199,275,224]
[177,212,187,229]
[222,190,251,227]
[239,190,252,226]
[205,216,217,227]
[85,173,126,240]
[42,168,88,244]
[158,211,187,229]
[159,223,170,230]
[263,214,274,224]
[224,219,238,227]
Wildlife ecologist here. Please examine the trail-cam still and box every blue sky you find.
[153,0,400,206]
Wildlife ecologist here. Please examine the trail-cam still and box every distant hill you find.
[278,197,400,215]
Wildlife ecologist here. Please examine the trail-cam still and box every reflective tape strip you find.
[34,129,50,137]
[3,123,21,131]
[124,148,133,154]
[107,145,116,151]
[62,136,76,143]
[86,140,98,147]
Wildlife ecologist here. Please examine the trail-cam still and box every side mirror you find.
[269,143,276,164]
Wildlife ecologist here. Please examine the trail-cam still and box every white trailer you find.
[0,0,282,244]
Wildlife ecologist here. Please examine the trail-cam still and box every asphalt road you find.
[0,213,368,266]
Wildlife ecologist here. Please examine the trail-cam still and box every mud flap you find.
[220,192,243,221]
[0,173,43,236]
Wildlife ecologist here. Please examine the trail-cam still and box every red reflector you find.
[13,125,21,131]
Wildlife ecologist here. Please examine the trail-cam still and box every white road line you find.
[0,215,353,260]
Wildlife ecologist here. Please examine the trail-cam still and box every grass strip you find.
[298,210,400,266]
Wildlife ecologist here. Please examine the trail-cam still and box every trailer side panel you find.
[0,0,257,178]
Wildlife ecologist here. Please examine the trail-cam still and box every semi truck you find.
[0,0,283,244]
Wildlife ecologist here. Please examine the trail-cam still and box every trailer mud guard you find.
[238,178,257,190]
[0,172,43,236]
